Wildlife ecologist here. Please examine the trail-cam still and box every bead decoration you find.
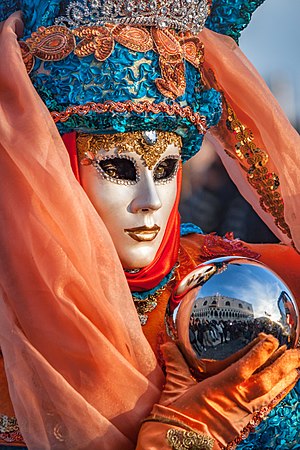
[55,0,212,34]
[0,415,24,445]
[52,100,207,136]
[92,154,140,186]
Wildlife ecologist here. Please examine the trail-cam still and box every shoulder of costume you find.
[205,0,266,43]
[180,231,261,262]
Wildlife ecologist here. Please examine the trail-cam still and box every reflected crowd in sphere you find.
[166,257,299,367]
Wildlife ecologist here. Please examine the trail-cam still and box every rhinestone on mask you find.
[142,131,158,146]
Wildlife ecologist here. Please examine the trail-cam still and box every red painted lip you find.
[124,225,161,242]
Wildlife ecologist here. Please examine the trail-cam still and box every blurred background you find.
[180,0,300,242]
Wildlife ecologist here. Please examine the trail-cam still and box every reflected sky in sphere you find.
[197,261,285,319]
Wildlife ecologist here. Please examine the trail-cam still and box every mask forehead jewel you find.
[76,131,182,169]
[142,131,158,146]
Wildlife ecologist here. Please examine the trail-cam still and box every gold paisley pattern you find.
[166,429,215,450]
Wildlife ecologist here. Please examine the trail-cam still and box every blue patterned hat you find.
[1,0,266,162]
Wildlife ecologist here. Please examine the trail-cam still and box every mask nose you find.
[129,172,162,213]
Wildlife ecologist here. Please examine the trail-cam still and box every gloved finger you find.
[222,335,279,385]
[253,344,287,374]
[249,369,300,413]
[244,348,300,400]
[200,333,270,378]
[160,342,196,405]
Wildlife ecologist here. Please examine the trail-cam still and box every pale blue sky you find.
[239,0,300,124]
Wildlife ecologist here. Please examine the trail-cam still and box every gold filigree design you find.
[20,24,204,100]
[112,24,153,52]
[225,103,292,240]
[26,25,76,62]
[51,100,207,134]
[73,26,114,61]
[76,130,182,169]
[166,429,215,450]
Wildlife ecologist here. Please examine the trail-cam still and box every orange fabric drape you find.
[201,28,300,251]
[0,13,163,450]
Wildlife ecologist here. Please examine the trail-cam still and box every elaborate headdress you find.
[0,0,264,161]
[1,0,300,249]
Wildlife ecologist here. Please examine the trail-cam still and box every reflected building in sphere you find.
[193,294,254,322]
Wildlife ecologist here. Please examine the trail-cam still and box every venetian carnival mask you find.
[78,130,182,269]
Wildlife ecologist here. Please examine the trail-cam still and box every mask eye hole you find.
[94,157,138,184]
[154,157,179,183]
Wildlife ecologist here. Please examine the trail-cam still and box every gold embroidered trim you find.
[51,100,207,135]
[142,414,215,450]
[77,130,182,169]
[166,429,214,450]
[225,103,292,240]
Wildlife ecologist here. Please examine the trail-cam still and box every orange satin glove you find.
[137,334,300,449]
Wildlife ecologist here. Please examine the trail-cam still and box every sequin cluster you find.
[225,104,292,241]
[0,414,24,445]
[55,0,212,34]
[237,381,300,449]
[205,0,266,43]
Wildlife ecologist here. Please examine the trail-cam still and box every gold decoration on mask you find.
[77,131,182,169]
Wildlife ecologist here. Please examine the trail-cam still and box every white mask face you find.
[78,131,181,269]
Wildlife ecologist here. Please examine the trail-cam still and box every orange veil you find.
[0,12,163,450]
[201,28,300,250]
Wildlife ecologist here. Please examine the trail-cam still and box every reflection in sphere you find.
[166,257,299,369]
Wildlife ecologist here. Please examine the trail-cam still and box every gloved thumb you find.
[159,341,196,406]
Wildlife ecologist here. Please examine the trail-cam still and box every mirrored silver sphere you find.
[166,257,299,369]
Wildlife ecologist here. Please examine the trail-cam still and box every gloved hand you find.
[160,334,299,445]
[194,332,287,380]
[137,334,300,449]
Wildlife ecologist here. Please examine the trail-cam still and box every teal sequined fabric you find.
[205,0,266,43]
[236,381,300,449]
[31,44,222,163]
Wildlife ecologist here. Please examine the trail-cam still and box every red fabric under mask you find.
[62,132,181,292]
